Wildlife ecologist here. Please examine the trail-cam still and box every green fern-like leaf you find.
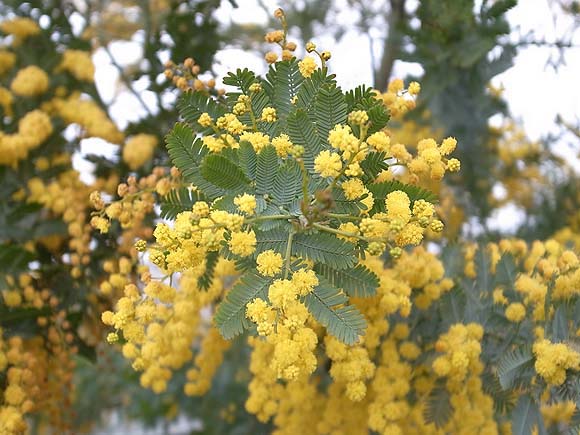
[303,279,366,345]
[314,263,379,297]
[345,85,376,111]
[494,253,517,288]
[201,154,251,193]
[160,187,204,220]
[296,68,336,114]
[263,59,303,125]
[481,371,515,414]
[238,141,257,180]
[344,84,389,133]
[423,384,453,429]
[314,86,347,146]
[222,68,258,93]
[511,395,542,435]
[332,188,367,215]
[292,233,356,270]
[177,91,226,134]
[165,122,205,182]
[287,109,323,170]
[256,146,278,195]
[0,244,35,273]
[255,228,291,256]
[272,160,303,206]
[498,345,534,390]
[367,180,438,214]
[198,251,219,290]
[360,151,389,183]
[214,270,272,339]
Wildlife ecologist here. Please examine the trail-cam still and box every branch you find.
[374,0,406,91]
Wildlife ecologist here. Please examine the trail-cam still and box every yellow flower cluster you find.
[0,86,14,116]
[10,66,49,97]
[378,78,420,119]
[406,137,460,181]
[245,271,319,380]
[56,49,95,82]
[0,110,53,165]
[102,260,236,393]
[298,56,317,78]
[0,50,16,76]
[185,327,231,396]
[533,339,580,385]
[432,323,484,391]
[122,134,158,170]
[48,93,124,144]
[0,18,40,43]
[326,336,375,401]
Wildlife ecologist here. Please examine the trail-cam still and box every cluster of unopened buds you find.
[164,57,223,94]
[89,167,177,234]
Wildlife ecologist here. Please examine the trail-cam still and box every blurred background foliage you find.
[1,0,580,433]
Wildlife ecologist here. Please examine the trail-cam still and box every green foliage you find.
[160,187,204,220]
[423,384,453,428]
[272,161,303,206]
[214,271,273,339]
[296,68,336,113]
[287,109,323,170]
[263,60,304,127]
[314,263,379,297]
[238,141,258,179]
[314,86,347,146]
[344,84,390,134]
[303,279,366,345]
[360,151,390,183]
[255,146,279,195]
[198,251,220,291]
[178,91,226,134]
[201,154,251,193]
[497,345,534,390]
[165,122,204,182]
[255,229,291,256]
[511,395,542,435]
[292,233,356,270]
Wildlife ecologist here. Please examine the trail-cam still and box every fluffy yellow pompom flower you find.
[341,178,365,200]
[271,133,294,157]
[261,107,277,122]
[385,190,411,225]
[10,65,49,96]
[0,17,40,42]
[291,269,319,296]
[58,49,95,82]
[298,56,317,78]
[505,302,526,323]
[198,112,213,127]
[234,193,257,215]
[256,250,283,276]
[246,298,276,336]
[366,131,391,153]
[239,132,270,153]
[268,279,298,309]
[123,134,158,170]
[533,339,580,385]
[314,150,342,178]
[408,81,421,96]
[447,158,461,172]
[229,230,257,257]
[0,50,16,75]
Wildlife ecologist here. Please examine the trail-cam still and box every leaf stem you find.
[283,230,295,280]
[326,213,363,220]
